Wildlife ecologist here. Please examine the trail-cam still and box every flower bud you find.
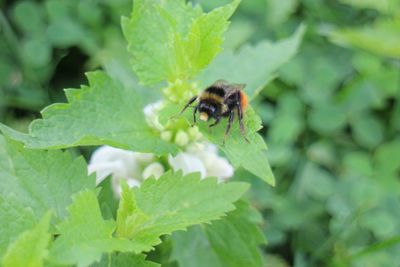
[161,131,172,142]
[188,126,203,141]
[175,130,189,147]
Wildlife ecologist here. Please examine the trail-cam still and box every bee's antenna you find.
[169,96,198,121]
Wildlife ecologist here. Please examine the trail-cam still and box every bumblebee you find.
[180,80,249,143]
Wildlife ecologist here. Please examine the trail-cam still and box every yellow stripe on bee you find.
[199,92,223,102]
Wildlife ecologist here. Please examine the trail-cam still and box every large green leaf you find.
[171,201,266,267]
[0,71,177,155]
[116,171,249,252]
[48,190,135,267]
[122,0,240,84]
[199,25,305,99]
[0,135,94,256]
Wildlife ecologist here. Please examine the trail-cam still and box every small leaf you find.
[374,140,400,174]
[2,212,51,267]
[351,113,384,149]
[116,181,149,240]
[48,190,135,267]
[308,102,347,135]
[116,171,249,252]
[0,71,177,155]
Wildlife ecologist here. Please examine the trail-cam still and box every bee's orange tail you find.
[240,91,248,111]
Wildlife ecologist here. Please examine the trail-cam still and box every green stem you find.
[350,235,400,259]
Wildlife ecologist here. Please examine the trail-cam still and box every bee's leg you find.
[180,96,198,114]
[223,111,234,145]
[209,116,220,128]
[192,105,198,126]
[237,103,250,143]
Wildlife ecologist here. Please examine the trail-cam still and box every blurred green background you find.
[1,0,399,266]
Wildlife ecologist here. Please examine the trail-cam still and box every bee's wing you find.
[224,83,247,96]
[232,83,246,91]
[212,79,230,88]
[212,80,246,91]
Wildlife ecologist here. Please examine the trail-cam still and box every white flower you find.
[88,146,140,185]
[88,146,165,197]
[168,142,234,182]
[168,152,207,178]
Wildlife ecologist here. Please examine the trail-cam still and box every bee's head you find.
[198,102,217,121]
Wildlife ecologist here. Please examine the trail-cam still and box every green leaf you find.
[185,0,240,74]
[2,212,51,267]
[48,190,135,267]
[0,135,94,256]
[116,181,149,240]
[299,163,335,200]
[122,0,239,85]
[374,140,400,174]
[12,1,45,35]
[116,171,249,252]
[199,25,305,100]
[0,71,177,155]
[173,226,223,267]
[21,37,52,68]
[171,201,266,267]
[91,253,159,267]
[351,114,384,149]
[308,102,347,135]
[0,194,36,259]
